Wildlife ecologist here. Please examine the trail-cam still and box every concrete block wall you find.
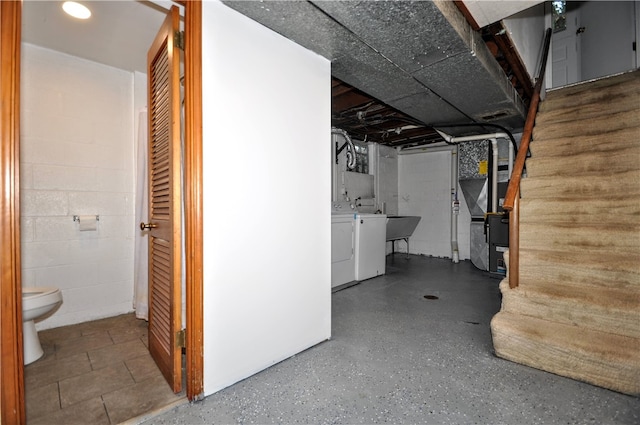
[20,43,136,330]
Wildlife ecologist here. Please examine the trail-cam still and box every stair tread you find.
[503,278,640,309]
[491,311,640,395]
[544,70,640,101]
[539,79,640,119]
[519,222,640,253]
[519,198,640,226]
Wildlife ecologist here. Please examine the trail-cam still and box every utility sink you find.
[386,216,421,241]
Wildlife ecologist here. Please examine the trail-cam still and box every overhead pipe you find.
[332,127,356,170]
[436,130,509,214]
[433,122,518,159]
[490,138,498,213]
[436,130,510,145]
[508,138,514,179]
[451,146,460,263]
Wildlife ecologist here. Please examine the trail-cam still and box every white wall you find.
[371,144,398,216]
[503,3,546,83]
[397,149,471,260]
[20,44,137,329]
[202,1,331,395]
[464,0,543,28]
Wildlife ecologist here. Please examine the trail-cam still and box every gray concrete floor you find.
[146,255,639,424]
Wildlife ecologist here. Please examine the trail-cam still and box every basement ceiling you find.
[22,1,177,73]
[22,1,532,148]
[224,0,530,146]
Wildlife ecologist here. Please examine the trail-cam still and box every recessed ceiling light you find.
[62,1,91,20]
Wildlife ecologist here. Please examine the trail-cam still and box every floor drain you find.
[423,295,439,300]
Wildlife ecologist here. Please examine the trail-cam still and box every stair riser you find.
[515,248,640,271]
[501,298,640,338]
[491,312,640,395]
[519,261,640,293]
[507,247,640,288]
[533,109,640,141]
[526,149,640,177]
[519,199,640,226]
[500,289,640,340]
[519,225,640,254]
[520,170,640,199]
[501,297,640,338]
[530,128,640,157]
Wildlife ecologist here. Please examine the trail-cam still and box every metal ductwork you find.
[223,0,526,133]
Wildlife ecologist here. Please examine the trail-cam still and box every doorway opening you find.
[6,1,204,422]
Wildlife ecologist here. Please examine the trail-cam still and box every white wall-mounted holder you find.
[73,215,99,222]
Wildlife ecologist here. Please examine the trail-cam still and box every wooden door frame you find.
[180,0,204,401]
[1,1,25,423]
[0,1,203,421]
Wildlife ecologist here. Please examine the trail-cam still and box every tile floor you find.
[25,314,185,424]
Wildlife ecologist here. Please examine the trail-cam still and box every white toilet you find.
[22,287,63,365]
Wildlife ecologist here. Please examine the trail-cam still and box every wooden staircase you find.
[491,70,640,395]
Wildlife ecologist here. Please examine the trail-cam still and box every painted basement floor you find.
[24,314,186,424]
[145,254,639,424]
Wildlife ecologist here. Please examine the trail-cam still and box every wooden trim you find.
[487,22,535,102]
[453,1,480,31]
[508,190,519,289]
[1,0,205,418]
[182,0,204,401]
[0,1,25,424]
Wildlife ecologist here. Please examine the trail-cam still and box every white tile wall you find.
[20,44,136,330]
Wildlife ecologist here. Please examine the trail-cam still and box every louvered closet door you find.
[146,5,182,393]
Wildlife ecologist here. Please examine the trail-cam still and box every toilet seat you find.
[23,286,60,300]
[22,286,62,322]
